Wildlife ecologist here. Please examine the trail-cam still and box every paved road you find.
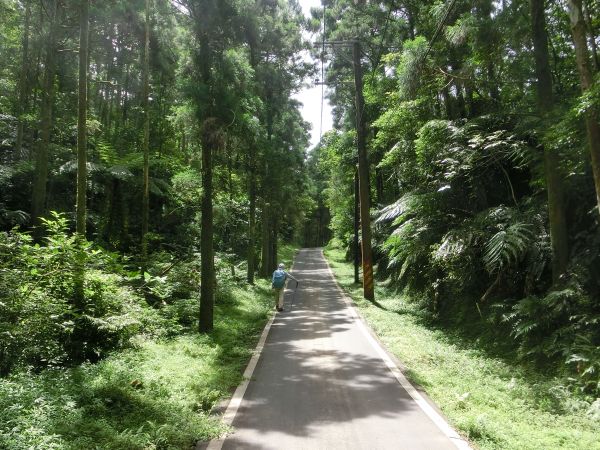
[220,248,465,450]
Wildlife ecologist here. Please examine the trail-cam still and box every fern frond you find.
[391,217,415,236]
[512,320,538,338]
[398,253,417,281]
[434,230,477,261]
[483,222,534,273]
[97,139,118,165]
[107,165,134,180]
[376,192,419,224]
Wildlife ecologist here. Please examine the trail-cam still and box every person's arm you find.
[285,271,298,282]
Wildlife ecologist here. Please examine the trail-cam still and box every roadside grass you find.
[0,244,298,450]
[277,243,297,268]
[324,245,600,450]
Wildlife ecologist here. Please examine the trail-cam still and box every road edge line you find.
[321,248,473,450]
[202,251,299,450]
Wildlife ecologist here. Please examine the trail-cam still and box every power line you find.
[315,0,458,79]
[314,0,459,112]
[421,0,458,63]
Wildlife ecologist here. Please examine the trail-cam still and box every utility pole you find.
[315,39,375,300]
[352,40,375,300]
[354,167,360,284]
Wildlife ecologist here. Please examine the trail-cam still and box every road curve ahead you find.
[218,248,467,450]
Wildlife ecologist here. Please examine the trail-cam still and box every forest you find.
[0,0,599,449]
[313,0,600,390]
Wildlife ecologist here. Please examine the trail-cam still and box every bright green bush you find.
[374,115,600,394]
[0,213,167,374]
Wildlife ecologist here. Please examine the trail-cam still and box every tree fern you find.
[434,230,478,261]
[375,192,420,224]
[483,222,535,273]
[96,139,119,165]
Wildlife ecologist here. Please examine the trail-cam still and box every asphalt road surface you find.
[219,248,465,450]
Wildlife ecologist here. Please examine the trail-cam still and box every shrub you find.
[0,213,166,374]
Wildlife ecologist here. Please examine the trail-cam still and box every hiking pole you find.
[290,280,299,312]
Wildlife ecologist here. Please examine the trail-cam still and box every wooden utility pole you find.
[354,168,360,284]
[352,41,375,301]
[316,39,375,300]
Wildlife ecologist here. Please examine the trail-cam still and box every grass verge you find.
[0,244,298,450]
[324,244,600,450]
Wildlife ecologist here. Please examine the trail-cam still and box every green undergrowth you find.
[0,244,298,450]
[277,243,298,268]
[324,245,600,450]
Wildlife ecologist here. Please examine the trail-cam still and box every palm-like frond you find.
[0,207,29,227]
[375,192,419,224]
[97,139,119,165]
[434,230,478,261]
[483,222,535,273]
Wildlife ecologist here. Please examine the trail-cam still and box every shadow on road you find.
[222,248,457,450]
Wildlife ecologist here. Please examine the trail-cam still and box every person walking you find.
[272,263,298,312]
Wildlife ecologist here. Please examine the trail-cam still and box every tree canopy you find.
[1,1,600,447]
[311,0,600,393]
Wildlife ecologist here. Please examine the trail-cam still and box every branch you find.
[90,79,118,86]
[437,66,472,81]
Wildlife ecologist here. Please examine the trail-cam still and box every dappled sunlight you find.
[221,249,458,450]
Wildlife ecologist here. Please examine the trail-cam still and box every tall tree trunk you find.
[247,155,257,284]
[407,6,415,39]
[442,86,453,119]
[455,79,467,118]
[15,0,31,159]
[260,98,275,278]
[568,0,600,216]
[31,0,58,237]
[465,84,475,117]
[76,0,89,238]
[199,120,216,332]
[246,38,260,283]
[260,199,271,277]
[375,168,384,203]
[72,0,89,361]
[531,0,569,283]
[487,62,500,103]
[270,219,278,273]
[122,64,130,123]
[102,22,115,130]
[194,30,216,332]
[583,0,599,71]
[114,39,124,139]
[141,0,151,279]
